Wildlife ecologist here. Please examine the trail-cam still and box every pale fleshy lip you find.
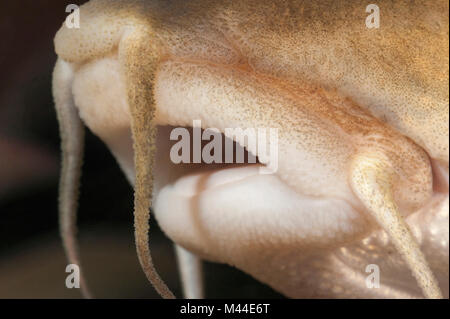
[168,165,264,197]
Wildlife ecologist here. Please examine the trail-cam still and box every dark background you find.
[0,1,282,298]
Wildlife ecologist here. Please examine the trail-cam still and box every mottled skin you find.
[53,0,448,298]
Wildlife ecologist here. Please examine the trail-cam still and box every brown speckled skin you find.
[54,0,448,298]
[55,0,449,163]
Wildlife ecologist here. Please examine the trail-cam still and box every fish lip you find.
[162,165,265,198]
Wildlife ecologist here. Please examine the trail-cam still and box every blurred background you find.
[0,1,282,298]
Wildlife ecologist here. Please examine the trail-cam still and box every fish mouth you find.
[151,124,370,263]
[153,125,265,197]
[70,55,400,255]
